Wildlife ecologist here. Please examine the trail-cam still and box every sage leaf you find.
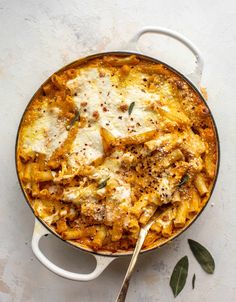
[188,239,215,274]
[128,102,135,115]
[170,255,189,297]
[67,111,80,129]
[192,273,196,289]
[178,174,189,187]
[97,177,110,189]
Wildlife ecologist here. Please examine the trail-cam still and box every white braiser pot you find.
[28,26,206,281]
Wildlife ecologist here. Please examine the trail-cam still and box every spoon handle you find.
[115,226,150,302]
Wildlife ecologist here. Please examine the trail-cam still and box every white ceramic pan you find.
[16,27,219,281]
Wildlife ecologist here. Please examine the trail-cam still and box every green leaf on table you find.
[188,239,215,274]
[192,273,196,289]
[170,255,189,297]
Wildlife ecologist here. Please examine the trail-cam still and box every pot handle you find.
[31,219,115,281]
[127,27,204,86]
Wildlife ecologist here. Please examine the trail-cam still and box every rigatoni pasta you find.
[16,54,218,252]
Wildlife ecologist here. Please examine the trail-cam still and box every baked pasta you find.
[16,54,218,252]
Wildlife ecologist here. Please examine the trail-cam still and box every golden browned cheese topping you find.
[17,55,218,252]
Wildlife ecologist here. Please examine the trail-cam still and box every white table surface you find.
[1,0,236,301]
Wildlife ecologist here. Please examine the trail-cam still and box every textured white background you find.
[0,0,235,301]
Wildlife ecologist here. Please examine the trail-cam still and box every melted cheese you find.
[67,68,161,165]
[157,176,173,203]
[22,107,68,158]
[68,124,103,166]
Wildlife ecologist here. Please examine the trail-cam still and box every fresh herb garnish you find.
[170,256,189,297]
[178,174,189,187]
[97,177,110,189]
[128,102,135,115]
[188,239,215,274]
[67,111,80,130]
[192,273,196,289]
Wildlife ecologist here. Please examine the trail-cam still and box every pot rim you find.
[15,51,220,257]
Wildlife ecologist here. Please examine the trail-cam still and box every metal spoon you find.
[115,216,158,302]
